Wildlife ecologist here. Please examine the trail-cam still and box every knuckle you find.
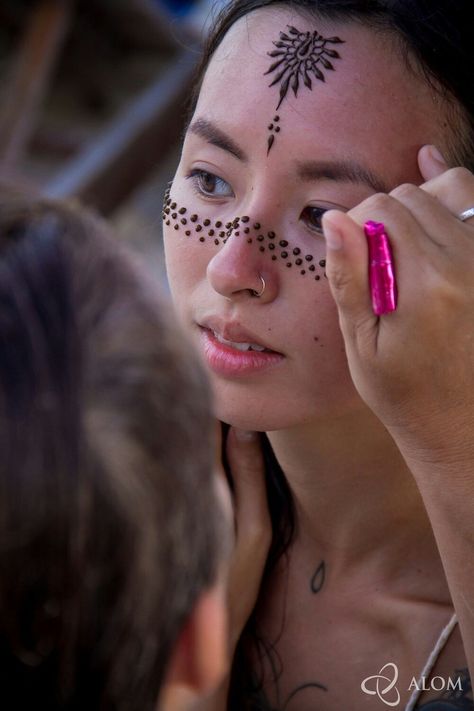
[328,263,354,294]
[365,192,393,214]
[348,192,391,222]
[390,182,418,201]
[239,455,265,479]
[446,166,472,187]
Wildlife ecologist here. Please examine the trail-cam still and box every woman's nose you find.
[207,227,278,303]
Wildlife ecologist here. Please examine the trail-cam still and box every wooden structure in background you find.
[0,0,199,214]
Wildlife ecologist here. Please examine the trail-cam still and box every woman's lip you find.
[200,317,277,353]
[199,327,285,377]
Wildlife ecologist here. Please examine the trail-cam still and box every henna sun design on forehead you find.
[162,186,327,282]
[264,25,345,155]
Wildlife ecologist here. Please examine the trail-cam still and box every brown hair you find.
[0,197,220,709]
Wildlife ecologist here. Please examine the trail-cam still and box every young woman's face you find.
[163,9,445,431]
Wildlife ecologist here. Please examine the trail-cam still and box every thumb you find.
[418,144,449,182]
[226,428,268,533]
[322,210,377,345]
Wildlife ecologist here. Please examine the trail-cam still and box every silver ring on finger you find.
[458,206,474,222]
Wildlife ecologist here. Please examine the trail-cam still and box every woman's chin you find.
[212,384,366,432]
[214,402,298,432]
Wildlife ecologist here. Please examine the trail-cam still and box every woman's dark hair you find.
[187,1,474,707]
[0,198,220,710]
[189,0,474,170]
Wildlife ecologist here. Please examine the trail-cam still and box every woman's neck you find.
[267,406,446,596]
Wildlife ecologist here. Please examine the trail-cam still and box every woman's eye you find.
[300,205,328,234]
[188,170,234,198]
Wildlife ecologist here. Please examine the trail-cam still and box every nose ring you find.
[251,275,266,298]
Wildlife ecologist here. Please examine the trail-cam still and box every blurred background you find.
[0,0,226,283]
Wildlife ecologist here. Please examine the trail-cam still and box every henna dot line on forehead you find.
[264,26,345,155]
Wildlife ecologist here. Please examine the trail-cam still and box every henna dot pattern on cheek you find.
[162,186,327,282]
[264,25,344,155]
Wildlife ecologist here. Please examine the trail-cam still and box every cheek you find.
[295,286,346,366]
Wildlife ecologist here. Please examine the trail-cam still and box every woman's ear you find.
[158,583,228,711]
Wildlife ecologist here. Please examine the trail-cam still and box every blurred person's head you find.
[0,198,228,710]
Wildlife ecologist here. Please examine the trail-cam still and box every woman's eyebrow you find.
[297,159,389,194]
[189,118,248,162]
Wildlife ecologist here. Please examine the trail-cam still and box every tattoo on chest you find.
[417,667,473,709]
[310,560,326,593]
[263,26,344,155]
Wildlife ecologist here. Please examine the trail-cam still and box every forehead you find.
[195,8,444,185]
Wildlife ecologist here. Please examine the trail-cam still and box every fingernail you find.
[428,145,447,166]
[233,428,257,442]
[322,216,343,250]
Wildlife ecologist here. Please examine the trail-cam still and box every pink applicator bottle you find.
[364,221,398,315]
